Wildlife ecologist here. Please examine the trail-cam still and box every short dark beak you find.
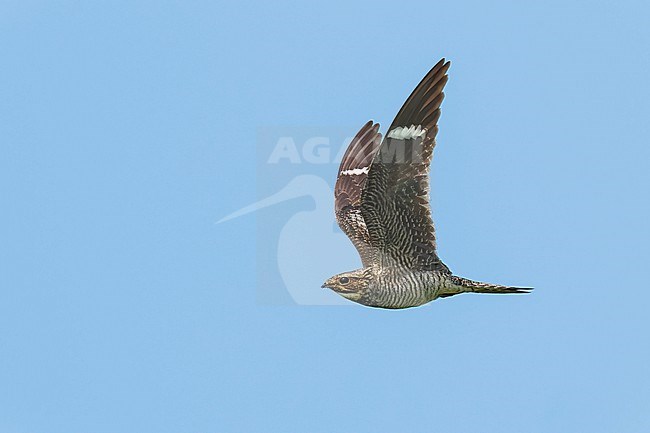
[321,283,327,289]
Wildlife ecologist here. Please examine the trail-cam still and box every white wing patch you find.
[387,125,426,140]
[340,166,369,176]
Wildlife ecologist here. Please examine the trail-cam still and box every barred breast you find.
[365,268,453,309]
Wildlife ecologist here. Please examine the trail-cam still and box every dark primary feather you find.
[361,59,451,271]
[388,58,450,133]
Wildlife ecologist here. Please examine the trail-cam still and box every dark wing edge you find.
[361,59,451,272]
[334,121,382,267]
[388,58,450,140]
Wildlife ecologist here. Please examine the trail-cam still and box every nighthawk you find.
[322,59,532,309]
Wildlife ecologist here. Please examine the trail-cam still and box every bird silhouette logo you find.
[218,127,362,305]
[218,174,355,305]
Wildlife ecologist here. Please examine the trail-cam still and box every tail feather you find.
[448,275,533,296]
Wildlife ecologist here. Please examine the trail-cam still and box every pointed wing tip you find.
[364,119,380,128]
[435,57,451,67]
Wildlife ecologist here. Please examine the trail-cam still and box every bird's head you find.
[322,268,373,302]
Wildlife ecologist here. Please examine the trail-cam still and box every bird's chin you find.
[335,291,362,302]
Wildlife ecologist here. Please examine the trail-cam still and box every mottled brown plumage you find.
[323,59,532,308]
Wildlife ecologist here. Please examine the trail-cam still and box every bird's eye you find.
[339,277,350,284]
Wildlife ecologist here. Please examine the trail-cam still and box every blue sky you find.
[1,1,650,432]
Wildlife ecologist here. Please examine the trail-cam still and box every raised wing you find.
[334,121,382,267]
[361,59,451,271]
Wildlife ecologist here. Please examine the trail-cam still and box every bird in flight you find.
[322,59,532,309]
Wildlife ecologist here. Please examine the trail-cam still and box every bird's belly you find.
[364,271,449,309]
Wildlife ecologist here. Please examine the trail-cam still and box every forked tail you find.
[449,275,533,295]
